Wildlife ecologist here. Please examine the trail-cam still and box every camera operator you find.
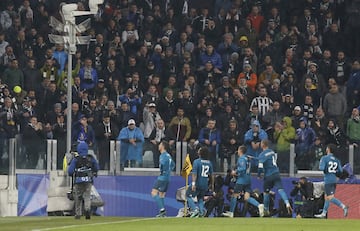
[68,141,99,220]
[290,177,314,218]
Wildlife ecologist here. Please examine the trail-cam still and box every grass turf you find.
[0,217,359,231]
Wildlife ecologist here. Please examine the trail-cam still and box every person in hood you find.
[273,116,296,172]
[295,117,316,169]
[244,120,268,170]
[68,141,99,220]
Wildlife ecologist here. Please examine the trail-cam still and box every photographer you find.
[290,177,314,218]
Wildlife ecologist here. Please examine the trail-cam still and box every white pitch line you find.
[32,217,163,231]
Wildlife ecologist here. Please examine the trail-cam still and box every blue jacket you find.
[68,142,99,179]
[244,120,268,158]
[119,94,142,115]
[295,117,316,154]
[198,127,221,153]
[79,67,98,90]
[200,51,223,70]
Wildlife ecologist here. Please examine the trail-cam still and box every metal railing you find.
[1,138,359,177]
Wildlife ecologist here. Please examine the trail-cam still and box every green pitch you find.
[0,217,359,231]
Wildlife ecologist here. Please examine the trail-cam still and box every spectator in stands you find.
[346,60,360,111]
[39,58,58,83]
[119,88,142,117]
[299,76,320,109]
[157,89,178,125]
[163,75,179,98]
[78,58,98,94]
[23,58,41,92]
[258,64,279,88]
[118,102,136,128]
[142,85,160,107]
[244,120,268,169]
[244,104,262,130]
[2,59,24,90]
[143,102,161,140]
[250,87,273,117]
[217,33,238,68]
[263,101,285,137]
[242,47,258,72]
[200,44,223,72]
[247,5,264,34]
[179,88,197,130]
[301,95,315,126]
[230,87,249,122]
[117,119,144,168]
[0,2,15,31]
[220,119,242,171]
[198,119,221,171]
[325,119,348,164]
[236,19,258,51]
[268,79,284,104]
[323,84,347,130]
[95,112,119,170]
[23,115,46,169]
[311,107,328,142]
[295,117,316,170]
[347,108,360,146]
[149,119,175,168]
[72,114,95,151]
[273,117,296,173]
[108,79,123,108]
[332,50,351,92]
[0,96,18,139]
[237,62,257,93]
[224,52,241,81]
[183,75,200,101]
[169,107,192,142]
[201,83,218,107]
[175,32,194,58]
[162,47,178,81]
[93,79,108,100]
[347,107,360,173]
[217,76,233,100]
[53,44,67,74]
[45,103,62,126]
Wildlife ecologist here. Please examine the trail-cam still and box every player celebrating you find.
[314,143,349,218]
[222,145,264,218]
[258,139,292,216]
[186,146,214,218]
[151,141,175,217]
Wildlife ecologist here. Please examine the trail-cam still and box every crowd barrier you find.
[0,138,359,217]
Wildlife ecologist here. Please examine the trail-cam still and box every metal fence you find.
[0,137,359,178]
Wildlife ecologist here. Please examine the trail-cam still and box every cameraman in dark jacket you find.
[68,141,99,220]
[290,177,314,217]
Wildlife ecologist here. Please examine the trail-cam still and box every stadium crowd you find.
[0,0,360,172]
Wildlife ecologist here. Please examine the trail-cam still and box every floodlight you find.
[89,0,104,13]
[61,3,78,18]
